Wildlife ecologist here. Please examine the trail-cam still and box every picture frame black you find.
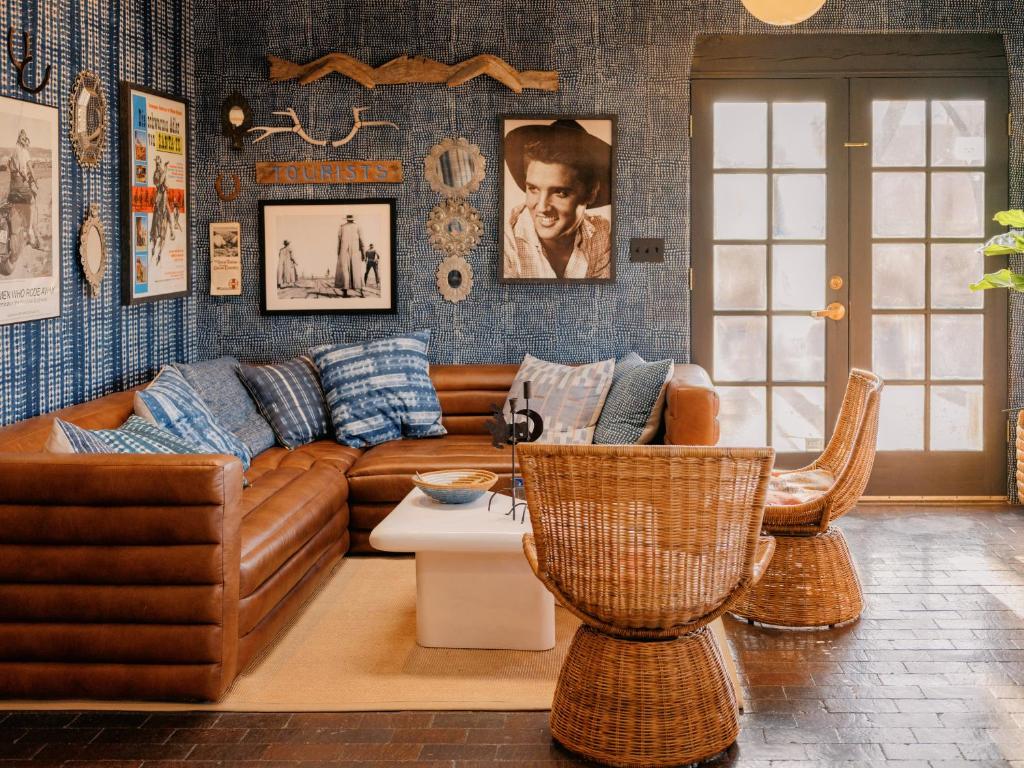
[258,198,398,315]
[119,81,191,305]
[499,114,617,285]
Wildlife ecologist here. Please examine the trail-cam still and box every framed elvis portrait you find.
[119,82,191,305]
[259,198,397,314]
[500,115,616,284]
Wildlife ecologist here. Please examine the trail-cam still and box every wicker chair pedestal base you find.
[731,526,863,628]
[551,624,739,768]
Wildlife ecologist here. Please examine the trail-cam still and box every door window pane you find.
[931,385,984,451]
[714,245,767,310]
[714,174,767,239]
[873,172,925,237]
[772,244,826,310]
[773,174,826,239]
[872,100,926,167]
[872,243,926,309]
[932,100,985,167]
[717,387,767,447]
[772,387,825,452]
[773,317,825,382]
[931,172,985,238]
[714,103,767,169]
[772,102,826,169]
[931,314,984,380]
[931,243,985,309]
[878,385,925,450]
[873,315,925,380]
[714,316,767,381]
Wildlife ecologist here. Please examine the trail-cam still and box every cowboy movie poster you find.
[500,115,616,284]
[0,96,60,325]
[259,199,396,314]
[120,83,190,304]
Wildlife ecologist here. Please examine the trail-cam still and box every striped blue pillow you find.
[46,415,207,456]
[310,331,446,449]
[237,357,330,449]
[134,366,253,470]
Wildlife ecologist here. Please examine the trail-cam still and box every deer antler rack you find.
[248,108,326,147]
[268,53,558,94]
[6,28,50,94]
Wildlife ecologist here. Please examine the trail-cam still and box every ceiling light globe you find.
[741,0,827,25]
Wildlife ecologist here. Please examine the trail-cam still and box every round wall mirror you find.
[424,137,486,198]
[78,204,107,297]
[436,255,473,303]
[69,70,107,168]
[426,199,483,257]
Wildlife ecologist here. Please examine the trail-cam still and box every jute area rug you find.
[4,557,579,711]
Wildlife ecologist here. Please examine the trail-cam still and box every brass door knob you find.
[810,302,846,321]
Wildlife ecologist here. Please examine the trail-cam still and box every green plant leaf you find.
[981,230,1024,256]
[970,268,1024,292]
[993,210,1024,227]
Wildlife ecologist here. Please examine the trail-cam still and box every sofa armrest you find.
[0,453,244,701]
[663,364,720,446]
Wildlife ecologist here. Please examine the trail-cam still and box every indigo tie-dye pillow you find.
[310,331,446,449]
[237,356,331,449]
[45,415,208,456]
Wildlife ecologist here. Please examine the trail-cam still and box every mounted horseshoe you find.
[214,172,241,202]
[7,29,51,95]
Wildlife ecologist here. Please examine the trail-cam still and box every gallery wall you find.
[0,0,194,426]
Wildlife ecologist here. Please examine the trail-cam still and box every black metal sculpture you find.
[486,382,543,523]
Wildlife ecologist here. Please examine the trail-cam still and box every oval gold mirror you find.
[79,204,107,297]
[69,70,108,168]
[427,199,483,256]
[423,137,486,198]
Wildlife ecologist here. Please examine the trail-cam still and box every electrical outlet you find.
[630,238,664,262]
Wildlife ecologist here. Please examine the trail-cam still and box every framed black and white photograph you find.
[500,115,615,284]
[0,96,60,325]
[259,199,396,314]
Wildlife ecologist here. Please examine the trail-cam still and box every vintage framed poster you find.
[0,96,60,325]
[209,221,241,295]
[500,115,616,284]
[259,199,396,314]
[119,82,190,305]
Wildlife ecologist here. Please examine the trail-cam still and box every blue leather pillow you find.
[310,331,446,449]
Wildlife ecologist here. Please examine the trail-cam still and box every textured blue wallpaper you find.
[0,0,193,427]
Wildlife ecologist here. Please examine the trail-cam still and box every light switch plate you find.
[630,238,664,262]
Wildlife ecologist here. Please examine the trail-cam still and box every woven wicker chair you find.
[518,444,776,768]
[732,368,883,628]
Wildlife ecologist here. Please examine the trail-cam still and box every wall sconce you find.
[741,0,826,25]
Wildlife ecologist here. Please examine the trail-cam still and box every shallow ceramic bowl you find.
[412,469,498,505]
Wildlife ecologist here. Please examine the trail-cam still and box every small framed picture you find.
[259,198,396,314]
[209,221,241,296]
[500,115,616,284]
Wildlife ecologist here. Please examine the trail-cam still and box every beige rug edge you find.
[0,558,574,712]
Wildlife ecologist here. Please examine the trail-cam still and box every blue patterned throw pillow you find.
[237,356,331,449]
[46,415,207,456]
[134,366,253,470]
[593,353,674,445]
[310,331,446,449]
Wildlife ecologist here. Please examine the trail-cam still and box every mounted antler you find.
[6,28,50,94]
[247,108,326,147]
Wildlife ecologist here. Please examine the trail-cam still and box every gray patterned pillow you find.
[504,354,614,445]
[593,353,674,445]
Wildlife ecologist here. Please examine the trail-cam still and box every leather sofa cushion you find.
[246,439,362,484]
[347,434,510,504]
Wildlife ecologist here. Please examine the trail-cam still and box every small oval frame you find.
[436,255,473,303]
[69,69,108,168]
[78,203,107,297]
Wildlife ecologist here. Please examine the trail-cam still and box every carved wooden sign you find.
[255,160,403,185]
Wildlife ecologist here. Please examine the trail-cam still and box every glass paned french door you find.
[692,77,1008,496]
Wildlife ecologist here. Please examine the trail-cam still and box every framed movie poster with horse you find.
[119,82,191,305]
[0,95,60,325]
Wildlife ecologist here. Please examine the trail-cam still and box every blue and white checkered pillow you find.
[46,415,208,456]
[134,366,253,470]
[593,353,674,445]
[310,331,446,449]
[237,356,331,449]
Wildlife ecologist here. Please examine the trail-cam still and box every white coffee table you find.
[369,488,556,651]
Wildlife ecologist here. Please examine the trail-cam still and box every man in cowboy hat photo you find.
[7,128,41,250]
[502,118,613,281]
[335,212,365,298]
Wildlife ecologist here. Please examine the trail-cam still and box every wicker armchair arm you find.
[522,533,541,578]
[751,535,776,585]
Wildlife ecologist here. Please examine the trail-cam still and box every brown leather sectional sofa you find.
[0,363,719,702]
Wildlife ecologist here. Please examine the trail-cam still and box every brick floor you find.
[0,504,1022,766]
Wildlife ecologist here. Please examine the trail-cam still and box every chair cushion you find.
[310,330,446,449]
[174,356,276,456]
[45,415,207,456]
[505,354,614,444]
[348,434,509,503]
[237,356,331,449]
[135,366,253,470]
[593,353,674,445]
[767,468,835,506]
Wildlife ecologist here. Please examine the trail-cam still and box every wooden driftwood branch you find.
[268,53,558,93]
